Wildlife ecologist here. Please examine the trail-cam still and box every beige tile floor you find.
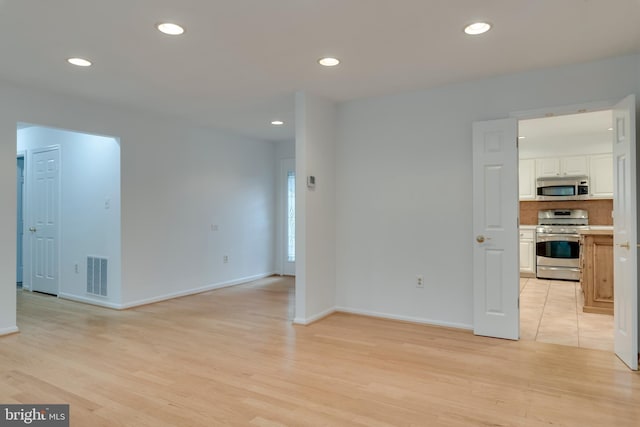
[519,277,614,351]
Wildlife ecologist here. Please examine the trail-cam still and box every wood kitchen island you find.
[579,228,613,315]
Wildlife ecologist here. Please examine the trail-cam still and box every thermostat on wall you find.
[307,175,316,189]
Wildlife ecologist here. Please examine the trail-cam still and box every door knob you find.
[617,241,630,250]
[29,227,36,232]
[476,235,486,243]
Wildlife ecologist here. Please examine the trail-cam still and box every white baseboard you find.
[0,326,19,336]
[119,272,277,309]
[293,306,336,325]
[58,272,277,310]
[334,306,473,331]
[58,293,122,309]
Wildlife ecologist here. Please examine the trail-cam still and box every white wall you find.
[17,126,122,306]
[336,53,640,329]
[120,125,276,306]
[0,115,17,334]
[275,139,295,160]
[295,92,337,323]
[0,81,277,333]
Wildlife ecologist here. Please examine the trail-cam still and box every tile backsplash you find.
[520,199,613,225]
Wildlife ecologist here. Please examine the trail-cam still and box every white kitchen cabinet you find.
[589,154,613,198]
[536,155,588,178]
[519,228,535,276]
[562,156,589,176]
[536,157,561,178]
[518,159,536,200]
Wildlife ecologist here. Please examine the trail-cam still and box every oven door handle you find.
[536,234,580,243]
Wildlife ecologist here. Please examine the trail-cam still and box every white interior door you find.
[472,118,519,340]
[282,158,296,276]
[30,147,60,295]
[612,94,638,370]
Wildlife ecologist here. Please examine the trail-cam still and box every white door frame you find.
[16,152,26,285]
[21,149,31,291]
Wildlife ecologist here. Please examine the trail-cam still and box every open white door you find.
[612,94,638,370]
[472,118,519,340]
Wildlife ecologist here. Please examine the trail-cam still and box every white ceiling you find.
[520,110,613,140]
[518,110,614,158]
[1,0,639,141]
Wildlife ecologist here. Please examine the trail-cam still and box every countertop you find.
[519,225,537,230]
[520,225,613,235]
[579,227,613,235]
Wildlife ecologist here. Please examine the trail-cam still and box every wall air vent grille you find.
[87,256,108,296]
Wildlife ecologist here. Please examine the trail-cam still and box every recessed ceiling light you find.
[318,57,340,67]
[157,22,185,35]
[67,57,92,67]
[464,22,492,35]
[271,120,284,126]
[518,136,526,139]
[608,127,614,131]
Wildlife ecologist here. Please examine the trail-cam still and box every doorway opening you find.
[517,110,615,352]
[280,158,296,276]
[17,123,122,307]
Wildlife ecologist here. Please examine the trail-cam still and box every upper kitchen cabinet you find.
[536,155,588,178]
[519,153,612,201]
[519,159,536,200]
[518,110,614,201]
[589,154,613,198]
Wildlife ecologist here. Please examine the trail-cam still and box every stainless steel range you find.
[536,209,589,281]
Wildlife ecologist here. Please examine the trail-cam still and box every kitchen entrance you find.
[518,110,615,351]
[473,97,636,369]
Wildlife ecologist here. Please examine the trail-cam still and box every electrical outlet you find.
[74,264,79,274]
[223,255,229,264]
[416,275,424,288]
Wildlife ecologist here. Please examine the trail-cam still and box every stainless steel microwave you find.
[536,176,589,201]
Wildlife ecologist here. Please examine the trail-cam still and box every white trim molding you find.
[293,306,336,325]
[0,326,20,336]
[510,100,615,120]
[59,272,277,310]
[58,293,122,310]
[334,306,473,331]
[119,272,277,309]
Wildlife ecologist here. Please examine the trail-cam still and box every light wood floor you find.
[2,276,640,426]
